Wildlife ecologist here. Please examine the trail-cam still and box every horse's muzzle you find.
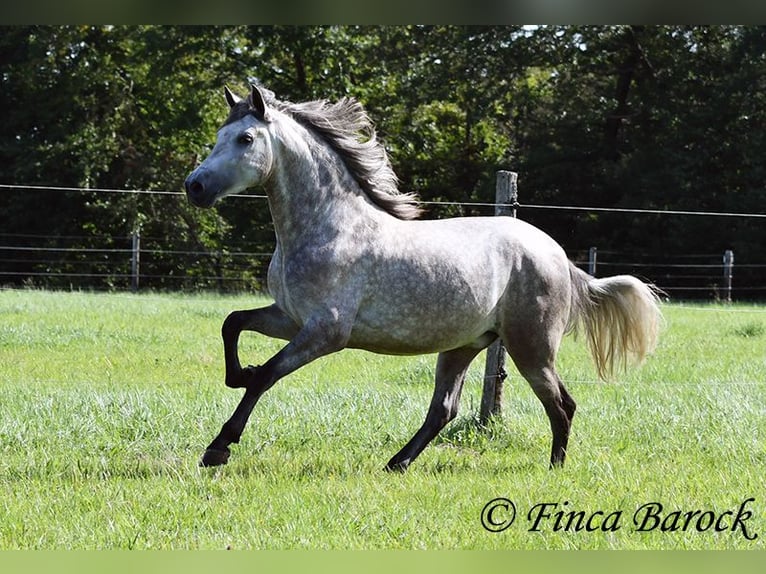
[184,176,216,208]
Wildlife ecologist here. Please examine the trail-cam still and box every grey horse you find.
[184,84,661,471]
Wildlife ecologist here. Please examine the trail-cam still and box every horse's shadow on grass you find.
[197,414,543,479]
[430,414,543,472]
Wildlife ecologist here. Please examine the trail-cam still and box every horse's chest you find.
[267,246,355,325]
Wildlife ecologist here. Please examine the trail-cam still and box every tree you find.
[2,25,764,297]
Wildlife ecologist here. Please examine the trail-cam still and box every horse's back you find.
[395,216,571,293]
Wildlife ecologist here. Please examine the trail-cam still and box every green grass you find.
[0,289,764,549]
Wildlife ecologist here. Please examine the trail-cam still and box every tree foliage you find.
[1,25,764,296]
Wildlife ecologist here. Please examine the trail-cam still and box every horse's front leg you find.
[201,312,351,467]
[221,304,299,389]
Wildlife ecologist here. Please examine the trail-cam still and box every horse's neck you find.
[267,137,386,253]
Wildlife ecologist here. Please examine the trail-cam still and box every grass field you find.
[0,289,764,549]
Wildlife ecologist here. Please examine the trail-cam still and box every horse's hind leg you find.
[386,345,484,472]
[528,366,575,467]
[503,331,576,468]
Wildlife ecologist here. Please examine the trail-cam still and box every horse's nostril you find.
[185,177,216,208]
[186,180,204,197]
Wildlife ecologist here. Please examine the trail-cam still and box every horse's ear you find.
[250,84,269,121]
[224,86,241,108]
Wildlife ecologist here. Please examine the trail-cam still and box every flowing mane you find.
[225,90,422,220]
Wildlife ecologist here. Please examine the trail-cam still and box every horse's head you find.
[185,85,274,208]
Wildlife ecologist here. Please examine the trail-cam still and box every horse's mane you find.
[225,90,422,220]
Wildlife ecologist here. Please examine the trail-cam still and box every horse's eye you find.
[238,133,254,145]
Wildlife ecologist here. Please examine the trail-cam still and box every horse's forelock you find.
[222,101,257,127]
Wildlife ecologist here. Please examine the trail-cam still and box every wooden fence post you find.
[723,249,734,303]
[131,229,141,292]
[480,171,517,425]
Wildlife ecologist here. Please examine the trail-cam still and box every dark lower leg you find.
[201,385,263,466]
[550,382,576,466]
[545,402,572,468]
[512,361,574,468]
[385,406,449,472]
[221,306,299,389]
[559,383,577,420]
[201,351,291,467]
[203,315,347,467]
[386,346,480,472]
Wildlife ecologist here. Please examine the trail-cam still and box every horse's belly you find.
[347,321,494,355]
[347,286,499,355]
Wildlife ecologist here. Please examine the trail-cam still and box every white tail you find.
[569,264,662,380]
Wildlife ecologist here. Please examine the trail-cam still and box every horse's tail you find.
[567,263,662,380]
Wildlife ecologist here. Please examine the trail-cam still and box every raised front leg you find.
[221,304,299,389]
[201,311,351,467]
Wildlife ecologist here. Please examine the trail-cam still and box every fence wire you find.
[2,183,765,296]
[4,182,766,218]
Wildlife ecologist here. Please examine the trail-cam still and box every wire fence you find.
[0,232,271,292]
[568,249,766,301]
[2,183,765,299]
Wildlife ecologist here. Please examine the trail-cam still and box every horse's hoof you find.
[384,459,410,473]
[200,447,230,467]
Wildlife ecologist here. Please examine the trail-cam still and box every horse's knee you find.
[222,310,245,341]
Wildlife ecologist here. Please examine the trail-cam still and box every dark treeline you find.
[1,25,764,297]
